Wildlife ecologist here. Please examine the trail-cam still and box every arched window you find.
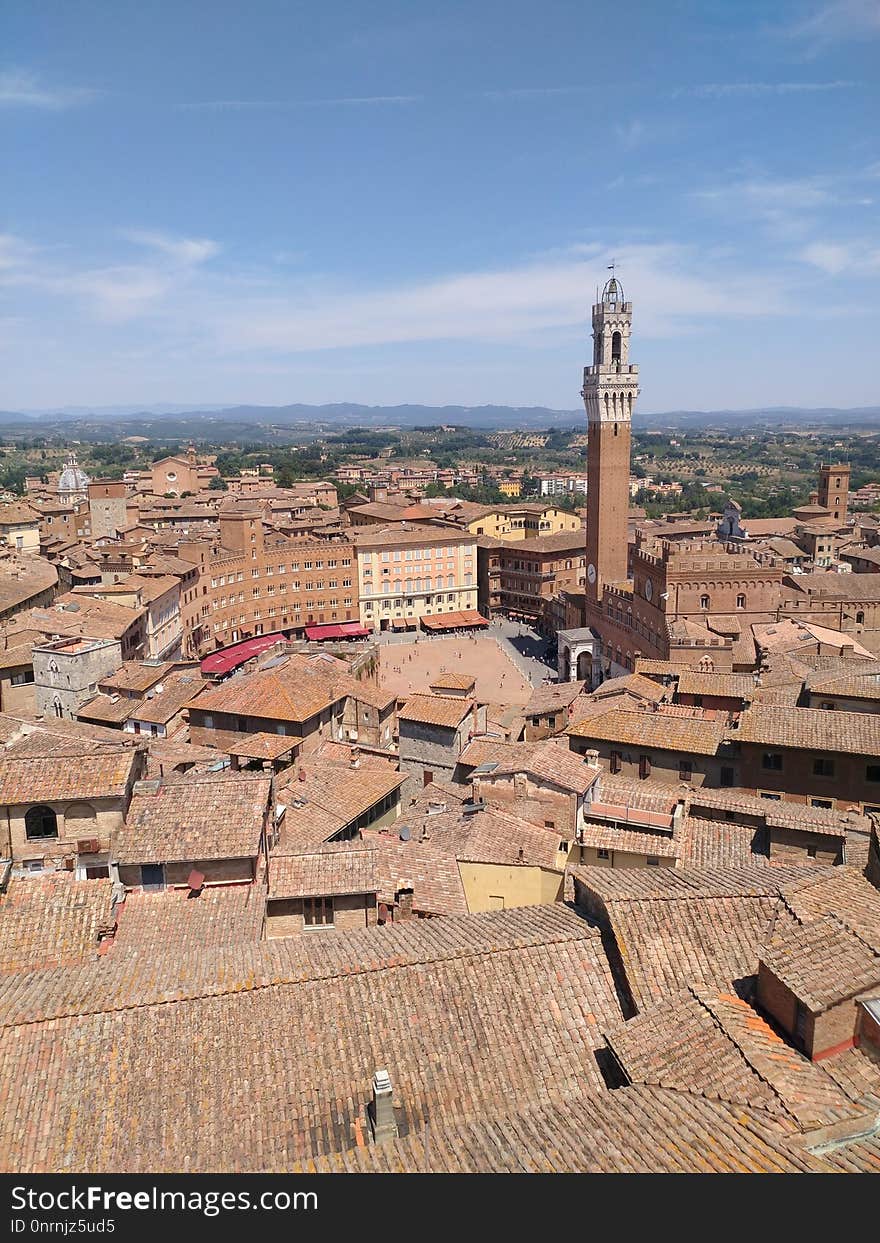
[857,611,865,625]
[65,801,96,826]
[700,594,710,610]
[736,594,746,609]
[611,331,622,363]
[26,805,58,839]
[53,698,63,718]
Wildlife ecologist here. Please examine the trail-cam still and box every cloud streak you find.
[0,68,98,109]
[678,80,857,98]
[182,95,420,111]
[122,230,220,265]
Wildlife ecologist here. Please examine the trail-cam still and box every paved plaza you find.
[377,633,535,709]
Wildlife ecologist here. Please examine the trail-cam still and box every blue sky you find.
[1,0,879,412]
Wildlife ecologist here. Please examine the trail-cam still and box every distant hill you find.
[2,402,880,438]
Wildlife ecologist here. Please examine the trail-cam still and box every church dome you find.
[58,451,91,498]
[602,275,624,306]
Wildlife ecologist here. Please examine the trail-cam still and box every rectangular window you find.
[867,765,880,783]
[810,797,834,809]
[812,757,835,778]
[762,753,783,771]
[638,754,651,780]
[720,766,734,787]
[141,863,165,891]
[678,760,693,782]
[10,670,35,686]
[596,849,610,860]
[646,856,660,867]
[610,750,622,775]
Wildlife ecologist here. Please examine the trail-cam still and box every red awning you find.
[421,610,488,632]
[200,632,285,676]
[304,621,371,641]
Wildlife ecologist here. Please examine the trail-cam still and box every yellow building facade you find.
[464,504,581,543]
[354,524,479,631]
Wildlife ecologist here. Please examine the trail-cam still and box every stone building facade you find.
[32,636,123,720]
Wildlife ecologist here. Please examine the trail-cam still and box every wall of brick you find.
[813,1000,859,1059]
[567,735,719,786]
[266,892,377,937]
[9,799,125,868]
[768,828,842,865]
[756,964,800,1039]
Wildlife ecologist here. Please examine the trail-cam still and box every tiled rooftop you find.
[268,850,379,898]
[605,987,865,1130]
[0,905,623,1171]
[760,915,880,1012]
[732,705,880,757]
[568,707,726,754]
[112,884,266,952]
[114,772,271,863]
[0,748,136,805]
[304,1084,818,1173]
[0,877,115,974]
[398,693,473,729]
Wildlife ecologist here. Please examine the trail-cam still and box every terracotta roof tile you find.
[0,877,115,974]
[0,905,623,1170]
[112,884,265,952]
[268,850,379,898]
[0,748,135,804]
[398,693,473,729]
[675,671,756,699]
[733,705,880,757]
[114,772,271,863]
[760,915,880,1011]
[567,707,726,755]
[304,1085,817,1173]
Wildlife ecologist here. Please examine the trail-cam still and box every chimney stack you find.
[584,749,600,768]
[350,746,361,769]
[396,885,414,920]
[370,1069,398,1143]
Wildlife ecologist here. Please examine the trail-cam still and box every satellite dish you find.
[399,825,411,842]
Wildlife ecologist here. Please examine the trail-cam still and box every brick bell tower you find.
[583,271,640,604]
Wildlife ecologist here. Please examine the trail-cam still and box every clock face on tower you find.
[645,578,653,601]
[587,563,596,585]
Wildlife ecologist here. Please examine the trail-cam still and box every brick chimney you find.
[350,746,361,769]
[370,1070,398,1143]
[583,749,600,768]
[396,884,414,920]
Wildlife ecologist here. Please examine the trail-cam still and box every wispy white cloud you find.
[182,95,420,111]
[678,80,857,98]
[0,68,98,109]
[614,120,646,150]
[799,240,880,274]
[205,243,794,356]
[481,86,589,100]
[787,0,880,48]
[122,230,220,266]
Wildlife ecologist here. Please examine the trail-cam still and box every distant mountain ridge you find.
[2,402,880,434]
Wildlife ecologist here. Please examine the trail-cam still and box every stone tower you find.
[583,274,640,603]
[817,462,850,526]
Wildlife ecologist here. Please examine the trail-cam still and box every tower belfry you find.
[583,272,640,603]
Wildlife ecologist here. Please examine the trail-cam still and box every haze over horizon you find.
[2,1,879,411]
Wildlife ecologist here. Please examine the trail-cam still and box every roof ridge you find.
[690,987,808,1125]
